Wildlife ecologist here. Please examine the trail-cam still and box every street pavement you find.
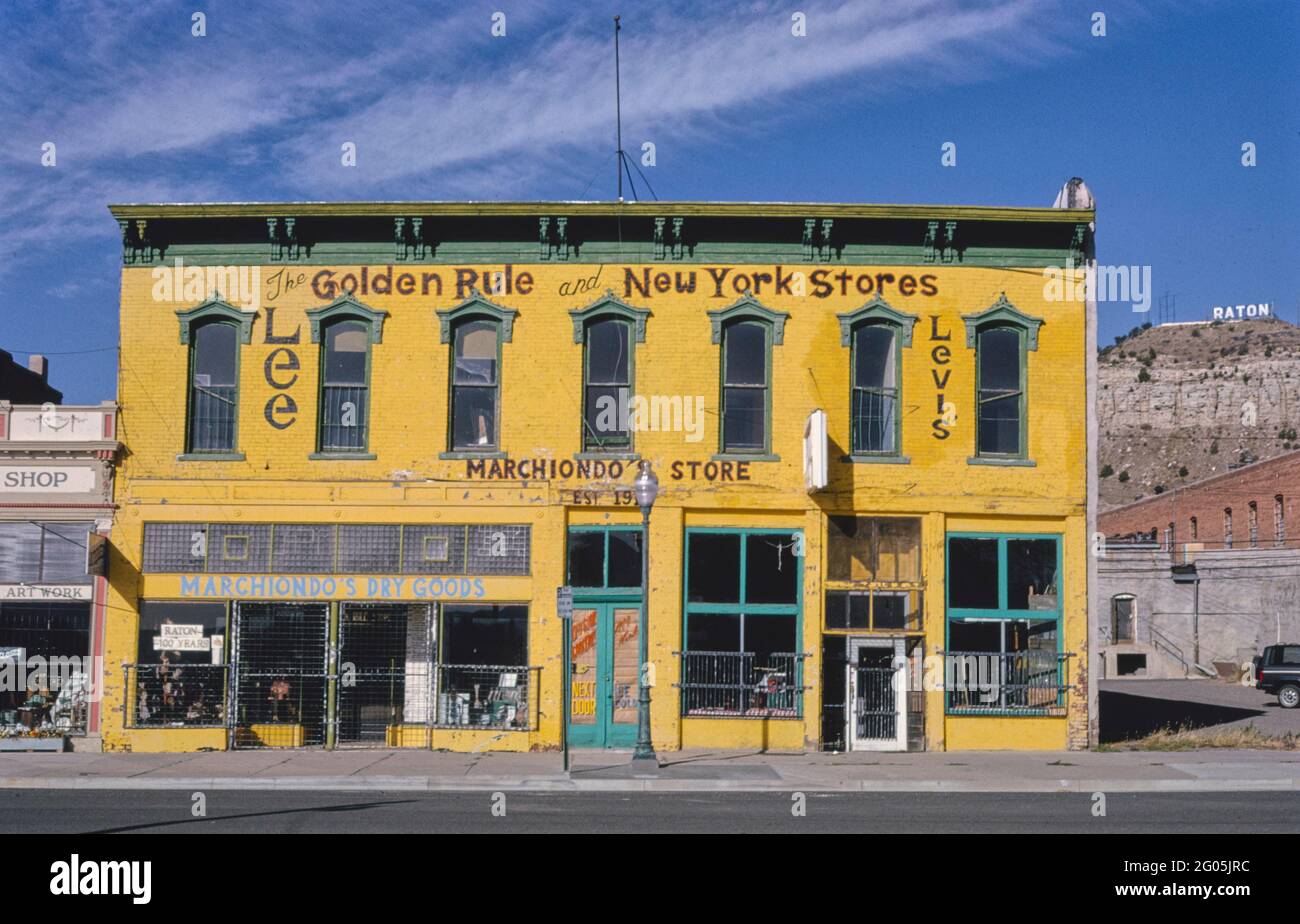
[1,789,1295,833]
[0,746,1297,792]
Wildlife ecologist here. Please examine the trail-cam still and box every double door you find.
[567,601,641,748]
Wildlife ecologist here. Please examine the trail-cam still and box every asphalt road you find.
[2,789,1297,834]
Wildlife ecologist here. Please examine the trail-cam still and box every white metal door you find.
[847,637,907,751]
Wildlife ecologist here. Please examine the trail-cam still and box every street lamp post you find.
[631,459,659,765]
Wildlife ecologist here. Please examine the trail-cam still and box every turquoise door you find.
[567,601,641,748]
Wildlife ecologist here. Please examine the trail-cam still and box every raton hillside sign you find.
[1212,302,1271,320]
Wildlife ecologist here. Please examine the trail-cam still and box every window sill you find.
[176,452,245,462]
[440,450,506,460]
[309,451,376,460]
[711,452,780,462]
[843,453,910,465]
[967,456,1036,467]
[575,451,640,461]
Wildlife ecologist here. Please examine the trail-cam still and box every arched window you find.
[708,295,788,456]
[1111,594,1135,642]
[306,292,387,457]
[568,292,648,455]
[450,318,501,450]
[187,320,239,453]
[852,324,899,454]
[963,294,1043,463]
[175,295,254,458]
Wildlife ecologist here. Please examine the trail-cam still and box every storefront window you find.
[130,601,228,728]
[566,528,642,589]
[825,517,923,632]
[436,604,531,729]
[945,533,1063,714]
[682,529,803,717]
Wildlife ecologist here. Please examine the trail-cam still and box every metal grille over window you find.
[125,664,228,728]
[207,523,272,572]
[678,651,806,717]
[336,603,434,747]
[231,602,330,748]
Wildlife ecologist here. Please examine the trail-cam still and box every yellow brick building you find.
[104,200,1096,753]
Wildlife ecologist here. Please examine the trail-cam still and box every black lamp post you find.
[631,459,659,764]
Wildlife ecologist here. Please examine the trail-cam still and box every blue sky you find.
[1,0,1296,403]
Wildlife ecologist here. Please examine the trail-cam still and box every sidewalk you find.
[2,748,1298,792]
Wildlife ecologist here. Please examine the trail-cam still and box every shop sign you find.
[0,466,96,493]
[179,574,489,600]
[152,624,211,652]
[0,584,93,601]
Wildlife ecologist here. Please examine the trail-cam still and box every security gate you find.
[230,602,330,748]
[335,603,434,747]
[848,638,907,751]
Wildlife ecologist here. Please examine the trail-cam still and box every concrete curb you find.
[1,776,1295,793]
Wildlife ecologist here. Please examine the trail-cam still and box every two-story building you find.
[103,197,1096,753]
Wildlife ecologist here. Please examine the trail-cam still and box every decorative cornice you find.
[836,295,919,347]
[175,295,257,344]
[961,292,1044,350]
[305,291,388,343]
[568,289,651,343]
[707,293,791,345]
[436,289,519,343]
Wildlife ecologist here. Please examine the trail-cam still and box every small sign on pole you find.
[557,586,574,774]
[556,586,573,622]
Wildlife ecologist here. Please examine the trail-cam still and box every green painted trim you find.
[568,289,651,344]
[305,291,388,344]
[109,201,1095,223]
[315,314,373,454]
[308,451,377,460]
[176,296,256,345]
[176,452,245,461]
[967,456,1036,467]
[707,293,790,345]
[436,290,518,343]
[962,293,1043,350]
[439,450,507,460]
[843,454,910,464]
[973,320,1030,461]
[835,295,918,347]
[710,452,780,462]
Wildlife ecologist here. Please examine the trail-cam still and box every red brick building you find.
[1100,451,1300,551]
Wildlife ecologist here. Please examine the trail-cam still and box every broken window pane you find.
[1006,538,1058,610]
[876,518,921,582]
[744,533,798,604]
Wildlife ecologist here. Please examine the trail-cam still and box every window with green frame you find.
[851,322,901,455]
[945,533,1064,714]
[720,320,770,454]
[581,317,632,452]
[318,318,372,452]
[566,526,642,589]
[450,318,501,451]
[186,320,240,453]
[975,325,1025,457]
[682,528,804,717]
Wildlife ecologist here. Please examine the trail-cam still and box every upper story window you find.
[175,295,255,457]
[437,290,518,456]
[837,296,917,460]
[188,321,239,453]
[708,295,789,457]
[306,292,387,457]
[1275,495,1285,546]
[1248,501,1259,548]
[1224,507,1233,548]
[963,294,1043,463]
[569,292,650,455]
[1190,516,1198,540]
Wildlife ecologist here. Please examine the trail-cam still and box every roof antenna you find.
[615,15,625,202]
[612,16,657,203]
